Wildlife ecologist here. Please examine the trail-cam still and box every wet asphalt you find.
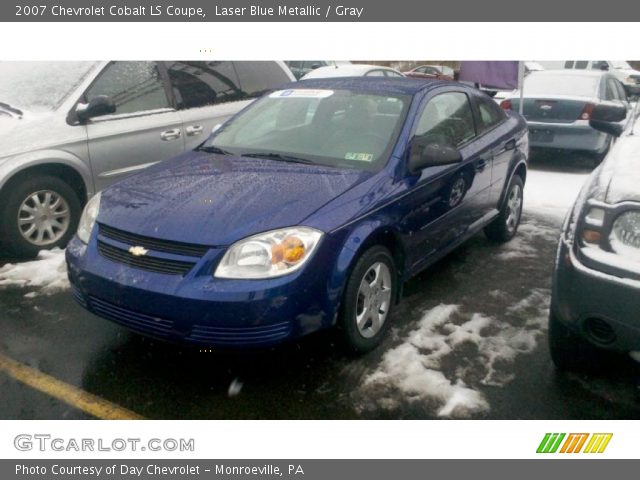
[1,153,639,420]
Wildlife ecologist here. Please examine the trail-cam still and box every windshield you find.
[0,61,97,113]
[205,88,411,170]
[524,73,600,97]
[611,61,632,70]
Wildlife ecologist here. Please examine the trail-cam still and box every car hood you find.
[601,133,640,204]
[98,151,372,246]
[0,111,80,160]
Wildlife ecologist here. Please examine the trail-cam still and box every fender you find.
[0,149,94,198]
[497,136,529,208]
[325,218,406,319]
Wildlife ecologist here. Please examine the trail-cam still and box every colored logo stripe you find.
[537,433,613,454]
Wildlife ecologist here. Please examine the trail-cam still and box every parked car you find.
[404,65,455,81]
[66,78,529,352]
[500,70,632,164]
[301,64,405,79]
[549,96,640,370]
[285,61,351,80]
[0,61,296,258]
[538,61,640,86]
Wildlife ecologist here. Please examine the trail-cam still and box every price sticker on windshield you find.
[270,89,334,98]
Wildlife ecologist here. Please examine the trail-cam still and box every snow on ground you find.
[523,168,590,223]
[356,291,550,418]
[0,249,68,297]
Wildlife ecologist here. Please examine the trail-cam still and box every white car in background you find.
[538,61,640,87]
[301,64,405,79]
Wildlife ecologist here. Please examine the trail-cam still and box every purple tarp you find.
[458,61,520,90]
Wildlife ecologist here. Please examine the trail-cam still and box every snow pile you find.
[357,293,549,418]
[524,169,589,222]
[0,249,69,296]
[496,220,558,261]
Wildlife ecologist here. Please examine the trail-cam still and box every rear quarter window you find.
[234,61,292,98]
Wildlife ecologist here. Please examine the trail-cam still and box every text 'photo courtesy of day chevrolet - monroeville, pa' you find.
[1,59,640,420]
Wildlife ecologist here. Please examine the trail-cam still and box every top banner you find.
[4,0,639,21]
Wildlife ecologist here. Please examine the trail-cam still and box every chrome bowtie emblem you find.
[128,246,148,256]
[540,105,552,110]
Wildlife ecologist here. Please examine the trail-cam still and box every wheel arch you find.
[0,151,93,206]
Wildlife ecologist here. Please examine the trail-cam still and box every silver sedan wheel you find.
[17,190,71,246]
[355,261,393,339]
[505,183,522,234]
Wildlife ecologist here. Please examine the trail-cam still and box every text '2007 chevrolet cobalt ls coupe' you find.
[66,78,529,353]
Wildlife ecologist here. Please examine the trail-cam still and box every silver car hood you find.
[0,111,84,161]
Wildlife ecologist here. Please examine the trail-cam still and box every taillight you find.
[500,100,512,110]
[579,103,595,120]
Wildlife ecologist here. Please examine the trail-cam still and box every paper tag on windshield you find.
[270,89,334,99]
[345,152,374,162]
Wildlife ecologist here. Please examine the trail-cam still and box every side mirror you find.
[589,101,627,138]
[624,83,640,99]
[408,136,462,173]
[76,95,116,121]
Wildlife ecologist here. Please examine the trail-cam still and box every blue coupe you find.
[66,78,529,352]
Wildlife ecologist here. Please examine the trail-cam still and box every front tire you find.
[0,175,81,259]
[339,246,397,354]
[484,174,524,243]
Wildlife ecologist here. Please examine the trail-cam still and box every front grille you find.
[89,296,173,338]
[97,241,195,276]
[99,224,210,257]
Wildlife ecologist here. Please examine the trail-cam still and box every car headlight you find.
[77,192,101,244]
[610,210,640,255]
[214,227,323,279]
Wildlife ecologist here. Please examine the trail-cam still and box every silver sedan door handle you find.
[186,125,204,136]
[160,128,182,141]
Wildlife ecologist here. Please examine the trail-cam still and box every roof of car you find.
[301,64,402,79]
[530,69,607,78]
[280,77,454,96]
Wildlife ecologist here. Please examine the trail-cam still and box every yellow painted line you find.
[0,352,144,420]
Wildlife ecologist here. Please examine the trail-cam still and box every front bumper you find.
[65,233,341,349]
[527,120,609,153]
[552,238,640,351]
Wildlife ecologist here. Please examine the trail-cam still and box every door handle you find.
[475,159,488,172]
[160,129,181,141]
[186,125,204,136]
[504,139,516,151]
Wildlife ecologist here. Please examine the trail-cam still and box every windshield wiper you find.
[240,152,315,165]
[197,145,234,155]
[0,102,23,116]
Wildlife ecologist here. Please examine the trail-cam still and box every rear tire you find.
[0,175,81,259]
[338,246,397,354]
[484,174,524,243]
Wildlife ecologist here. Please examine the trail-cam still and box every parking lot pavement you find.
[1,154,639,420]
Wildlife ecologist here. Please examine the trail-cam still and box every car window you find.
[234,61,292,98]
[564,61,574,68]
[475,95,506,132]
[614,79,627,101]
[166,61,244,109]
[415,91,476,147]
[86,61,169,115]
[592,61,609,71]
[366,70,386,77]
[384,70,403,77]
[303,61,324,70]
[605,78,620,101]
[575,61,589,69]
